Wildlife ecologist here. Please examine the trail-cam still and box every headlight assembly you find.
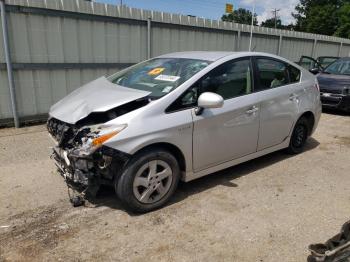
[80,124,127,154]
[92,124,127,146]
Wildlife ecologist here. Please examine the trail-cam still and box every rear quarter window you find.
[288,65,301,83]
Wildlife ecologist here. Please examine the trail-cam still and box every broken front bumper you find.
[51,144,130,196]
[51,146,94,187]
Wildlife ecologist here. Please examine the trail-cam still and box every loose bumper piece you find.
[308,221,350,261]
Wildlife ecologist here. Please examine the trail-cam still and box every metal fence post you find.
[0,0,19,128]
[236,30,241,51]
[277,35,283,55]
[338,42,343,57]
[147,17,151,59]
[311,39,317,58]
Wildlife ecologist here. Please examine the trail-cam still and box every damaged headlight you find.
[92,124,127,146]
[80,124,127,154]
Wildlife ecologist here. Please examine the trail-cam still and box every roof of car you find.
[156,51,269,61]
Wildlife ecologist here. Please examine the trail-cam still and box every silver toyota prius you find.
[47,51,322,212]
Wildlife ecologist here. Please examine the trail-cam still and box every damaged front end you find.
[46,76,152,206]
[47,117,130,206]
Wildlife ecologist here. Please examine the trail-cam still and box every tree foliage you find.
[221,8,258,26]
[260,18,293,30]
[221,2,350,38]
[334,2,350,38]
[261,18,283,28]
[292,0,350,37]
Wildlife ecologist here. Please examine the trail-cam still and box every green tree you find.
[292,0,344,34]
[334,3,350,38]
[305,4,338,35]
[221,8,258,26]
[261,18,283,29]
[261,18,295,30]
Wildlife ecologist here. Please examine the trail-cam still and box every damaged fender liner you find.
[52,145,131,203]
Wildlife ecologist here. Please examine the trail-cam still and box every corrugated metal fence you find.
[1,0,350,125]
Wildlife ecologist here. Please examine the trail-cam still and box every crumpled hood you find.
[49,76,151,124]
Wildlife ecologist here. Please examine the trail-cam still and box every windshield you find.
[318,57,338,68]
[110,58,211,98]
[324,59,350,75]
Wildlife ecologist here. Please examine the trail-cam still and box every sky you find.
[96,0,299,25]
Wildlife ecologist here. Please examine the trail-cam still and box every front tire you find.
[116,149,180,213]
[287,117,309,154]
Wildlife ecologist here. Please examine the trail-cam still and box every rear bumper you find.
[320,93,350,111]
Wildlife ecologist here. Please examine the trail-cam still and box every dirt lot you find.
[0,111,350,262]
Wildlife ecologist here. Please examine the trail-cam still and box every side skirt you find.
[183,138,290,182]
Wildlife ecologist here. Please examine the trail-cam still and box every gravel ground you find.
[0,111,349,262]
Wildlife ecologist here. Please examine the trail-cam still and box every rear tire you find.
[116,149,180,213]
[286,117,309,154]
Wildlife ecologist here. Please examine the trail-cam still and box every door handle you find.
[289,93,299,101]
[246,106,259,114]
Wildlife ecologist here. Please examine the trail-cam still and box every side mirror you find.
[309,67,320,75]
[195,92,224,115]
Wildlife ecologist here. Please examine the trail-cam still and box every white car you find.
[47,51,322,212]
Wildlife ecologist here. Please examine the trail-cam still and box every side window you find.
[288,65,301,83]
[200,59,252,100]
[166,58,252,113]
[256,58,288,90]
[166,86,199,113]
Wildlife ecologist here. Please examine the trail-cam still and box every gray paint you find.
[0,0,349,122]
[49,51,321,182]
[49,76,150,124]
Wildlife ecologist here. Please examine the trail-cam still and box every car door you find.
[253,57,300,151]
[298,56,319,70]
[191,58,260,172]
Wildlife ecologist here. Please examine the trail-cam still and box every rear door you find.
[253,57,301,151]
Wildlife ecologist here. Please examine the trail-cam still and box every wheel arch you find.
[132,142,187,173]
[298,111,315,136]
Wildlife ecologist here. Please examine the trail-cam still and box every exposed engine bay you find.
[47,98,149,206]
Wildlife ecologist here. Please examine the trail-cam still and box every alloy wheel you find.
[133,160,173,204]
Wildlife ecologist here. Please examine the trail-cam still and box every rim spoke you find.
[156,182,166,195]
[140,187,155,203]
[148,160,158,178]
[134,177,149,188]
[157,168,172,181]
